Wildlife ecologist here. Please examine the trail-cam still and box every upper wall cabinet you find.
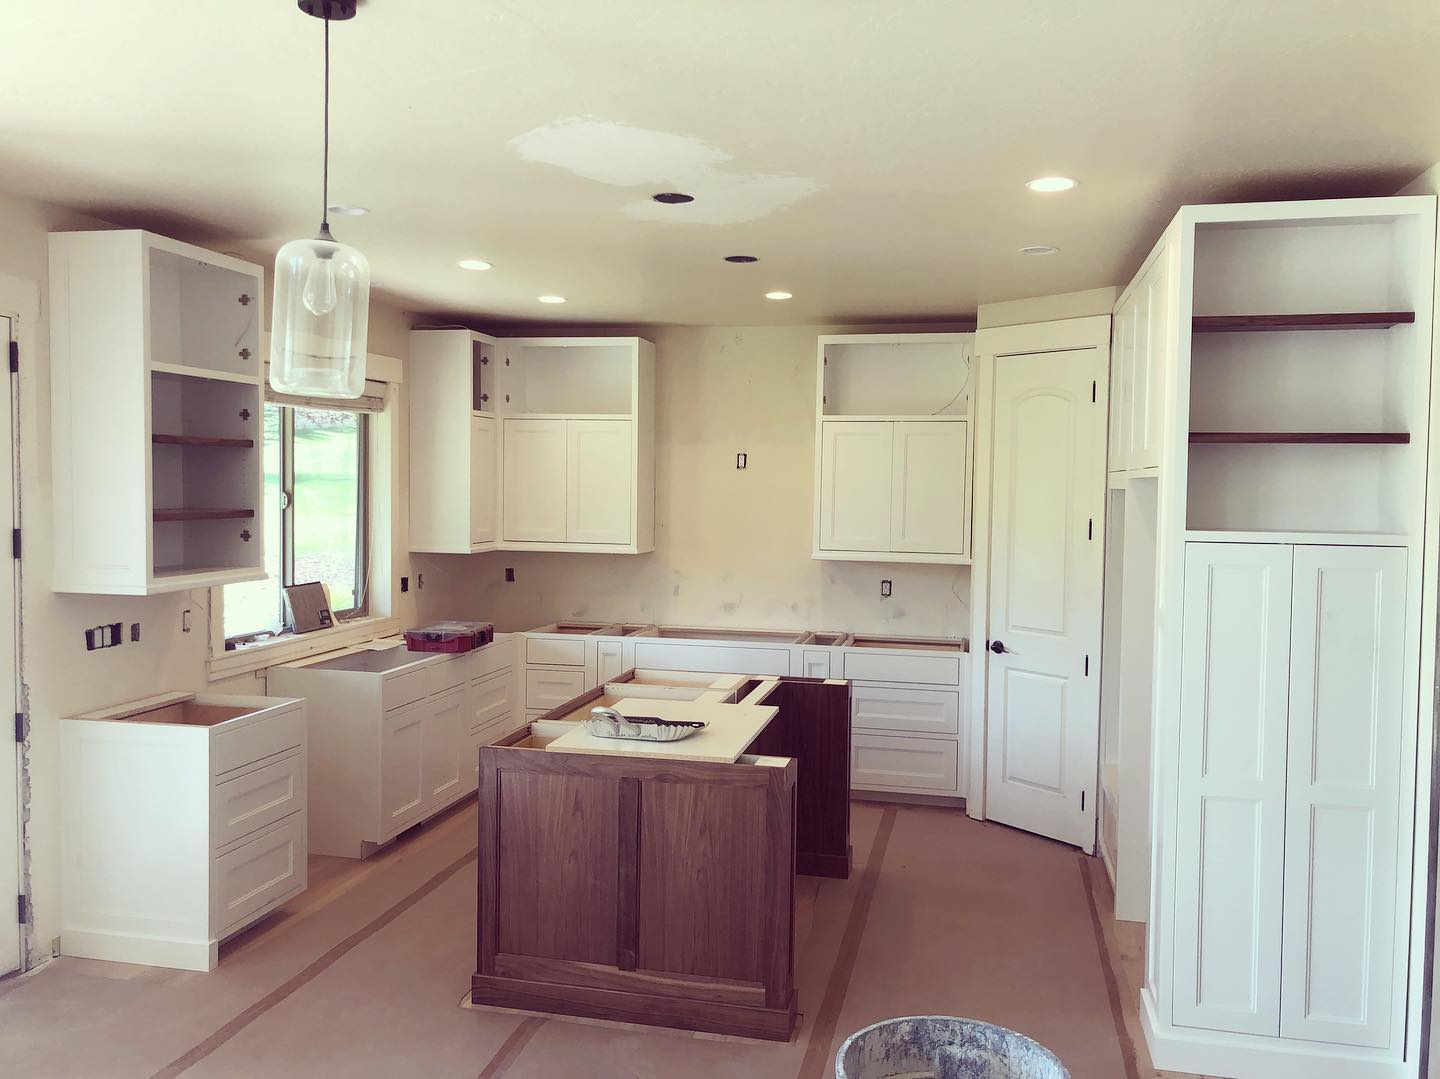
[408,329,500,553]
[49,230,267,595]
[1109,238,1175,475]
[812,333,973,564]
[498,338,654,554]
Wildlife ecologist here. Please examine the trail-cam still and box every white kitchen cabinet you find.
[408,329,500,553]
[567,419,633,544]
[60,691,307,971]
[49,229,267,594]
[1108,240,1172,475]
[503,418,568,542]
[813,334,973,564]
[852,734,959,793]
[270,635,516,858]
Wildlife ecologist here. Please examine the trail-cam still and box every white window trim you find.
[208,350,404,681]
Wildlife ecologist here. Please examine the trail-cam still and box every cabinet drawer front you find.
[429,656,468,696]
[631,641,791,676]
[526,668,586,710]
[841,650,962,686]
[852,735,958,792]
[213,812,306,936]
[211,751,307,851]
[466,639,513,681]
[526,637,586,667]
[470,670,514,731]
[382,666,431,712]
[853,684,959,735]
[211,704,305,777]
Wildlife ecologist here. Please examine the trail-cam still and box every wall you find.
[0,187,416,965]
[415,323,975,637]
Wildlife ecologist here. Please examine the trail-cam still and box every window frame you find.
[223,405,371,648]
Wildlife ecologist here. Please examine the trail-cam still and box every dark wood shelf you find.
[1189,432,1411,445]
[1192,312,1415,333]
[152,434,255,449]
[153,508,255,523]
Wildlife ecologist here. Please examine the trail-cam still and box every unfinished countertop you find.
[544,697,778,764]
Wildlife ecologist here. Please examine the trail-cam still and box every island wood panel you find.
[745,678,853,879]
[475,742,797,1039]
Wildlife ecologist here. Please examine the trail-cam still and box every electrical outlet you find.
[417,573,424,590]
[505,567,515,582]
[109,622,122,645]
[736,452,747,469]
[400,576,410,593]
[880,579,892,598]
[182,609,192,633]
[130,622,141,643]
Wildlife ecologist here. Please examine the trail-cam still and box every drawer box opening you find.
[849,635,967,652]
[653,626,805,644]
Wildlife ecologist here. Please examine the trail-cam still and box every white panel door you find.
[1280,545,1406,1048]
[469,415,496,545]
[818,420,892,552]
[0,315,16,977]
[379,700,427,839]
[891,420,967,555]
[566,419,632,544]
[983,348,1106,850]
[1173,542,1291,1036]
[502,418,567,543]
[421,685,467,813]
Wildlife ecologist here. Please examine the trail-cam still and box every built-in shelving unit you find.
[1192,311,1415,332]
[49,229,265,594]
[813,333,974,564]
[1189,431,1411,444]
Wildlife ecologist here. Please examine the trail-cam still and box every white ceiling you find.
[4,2,1440,326]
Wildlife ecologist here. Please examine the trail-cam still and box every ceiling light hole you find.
[652,192,695,204]
[1026,176,1078,193]
[764,290,793,301]
[1019,244,1060,256]
[538,295,567,304]
[725,255,759,264]
[457,259,493,271]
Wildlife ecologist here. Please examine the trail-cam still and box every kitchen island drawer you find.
[526,636,587,667]
[852,734,958,792]
[841,650,962,686]
[526,668,586,710]
[211,750,307,851]
[213,811,306,936]
[852,684,959,736]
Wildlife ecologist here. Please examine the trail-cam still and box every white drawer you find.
[852,684,960,736]
[852,734,959,792]
[631,641,791,676]
[212,811,306,936]
[842,650,963,686]
[470,670,513,731]
[211,703,304,777]
[526,668,586,711]
[526,636,587,667]
[464,639,513,681]
[211,750,307,851]
[800,649,831,679]
[428,656,468,696]
[382,666,431,712]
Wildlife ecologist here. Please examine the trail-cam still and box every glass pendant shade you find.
[270,232,370,398]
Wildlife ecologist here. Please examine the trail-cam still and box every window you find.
[223,404,368,644]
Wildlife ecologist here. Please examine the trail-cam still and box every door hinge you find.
[14,712,25,742]
[17,894,28,924]
[8,341,17,373]
[1084,654,1090,677]
[11,528,19,560]
[1091,379,1096,403]
[1080,790,1086,812]
[1087,517,1093,540]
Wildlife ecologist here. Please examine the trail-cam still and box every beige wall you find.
[0,187,415,963]
[415,323,976,638]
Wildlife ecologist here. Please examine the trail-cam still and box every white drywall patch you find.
[509,117,819,224]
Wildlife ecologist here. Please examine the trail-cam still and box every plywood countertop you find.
[544,698,777,764]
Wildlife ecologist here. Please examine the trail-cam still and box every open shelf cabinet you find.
[50,229,266,594]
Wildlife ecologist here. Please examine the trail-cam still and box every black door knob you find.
[989,640,1006,654]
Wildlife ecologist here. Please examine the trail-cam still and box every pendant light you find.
[270,0,370,399]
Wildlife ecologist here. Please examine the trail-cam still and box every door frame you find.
[967,315,1112,826]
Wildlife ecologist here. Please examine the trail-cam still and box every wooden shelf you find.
[1190,432,1410,445]
[153,508,255,523]
[151,362,260,386]
[1192,312,1415,333]
[152,434,254,449]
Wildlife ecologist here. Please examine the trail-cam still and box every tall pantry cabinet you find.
[1135,196,1439,1079]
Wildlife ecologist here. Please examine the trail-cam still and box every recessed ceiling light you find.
[725,255,759,264]
[538,294,567,304]
[652,192,695,204]
[457,258,493,271]
[1025,176,1077,193]
[765,290,793,301]
[327,204,369,216]
[1019,244,1060,256]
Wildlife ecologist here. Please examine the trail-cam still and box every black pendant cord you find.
[319,15,331,238]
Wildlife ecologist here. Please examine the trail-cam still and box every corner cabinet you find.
[813,333,973,564]
[49,230,267,594]
[408,332,654,556]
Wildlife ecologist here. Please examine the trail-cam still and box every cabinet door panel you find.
[423,686,467,812]
[1108,300,1134,471]
[1173,543,1291,1036]
[1280,546,1406,1048]
[380,700,426,839]
[502,419,567,542]
[470,415,497,545]
[890,420,967,554]
[566,419,632,544]
[1135,252,1169,469]
[818,421,892,552]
